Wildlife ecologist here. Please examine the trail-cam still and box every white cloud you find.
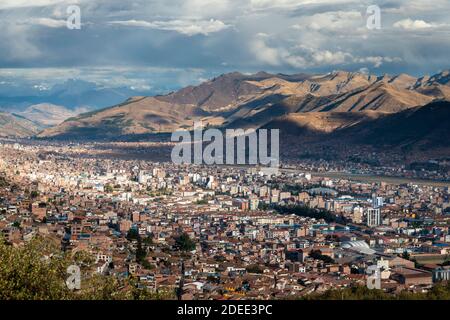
[29,18,67,28]
[0,0,74,10]
[249,38,402,69]
[292,11,363,32]
[393,19,436,30]
[312,49,350,65]
[110,19,231,36]
[249,39,350,68]
[182,0,233,17]
[249,38,282,66]
[385,0,450,14]
[250,0,353,10]
[355,56,402,68]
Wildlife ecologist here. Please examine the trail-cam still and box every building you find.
[392,267,433,286]
[433,266,450,283]
[367,208,381,227]
[373,196,384,208]
[119,220,132,233]
[30,202,47,221]
[249,197,259,211]
[232,199,249,211]
[352,207,363,224]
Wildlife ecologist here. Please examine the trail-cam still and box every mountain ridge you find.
[34,69,450,157]
[0,112,44,138]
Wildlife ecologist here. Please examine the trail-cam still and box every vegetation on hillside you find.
[0,236,173,300]
[302,284,450,300]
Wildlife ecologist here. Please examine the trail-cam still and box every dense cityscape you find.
[1,0,450,316]
[1,140,449,300]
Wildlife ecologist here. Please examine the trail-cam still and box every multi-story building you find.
[367,208,381,227]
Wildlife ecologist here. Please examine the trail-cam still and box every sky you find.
[0,0,449,104]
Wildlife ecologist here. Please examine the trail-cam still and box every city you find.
[0,0,450,312]
[1,140,448,300]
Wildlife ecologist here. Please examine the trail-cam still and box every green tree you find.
[245,264,264,274]
[12,221,21,229]
[273,204,338,223]
[30,190,39,199]
[402,250,410,260]
[309,250,335,264]
[174,233,196,252]
[0,236,174,300]
[302,283,450,300]
[126,228,140,241]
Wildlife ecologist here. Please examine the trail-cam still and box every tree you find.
[135,238,147,264]
[174,233,196,252]
[142,235,154,246]
[0,176,9,188]
[402,250,410,260]
[0,235,174,300]
[126,228,140,241]
[309,250,335,264]
[0,236,73,300]
[273,204,338,223]
[30,191,39,199]
[245,264,264,274]
[302,283,450,300]
[12,221,21,229]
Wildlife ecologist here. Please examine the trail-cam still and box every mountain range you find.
[16,104,90,127]
[0,79,152,112]
[0,112,43,138]
[2,69,449,157]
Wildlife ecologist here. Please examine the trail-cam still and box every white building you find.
[367,208,381,227]
[372,196,384,208]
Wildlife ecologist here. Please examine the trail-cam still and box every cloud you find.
[355,56,402,68]
[249,37,401,69]
[1,24,41,60]
[0,0,73,10]
[29,18,68,28]
[249,38,282,66]
[292,11,363,32]
[249,38,350,68]
[311,49,350,65]
[250,0,353,10]
[393,19,437,30]
[110,19,231,36]
[0,0,449,91]
[181,0,235,17]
